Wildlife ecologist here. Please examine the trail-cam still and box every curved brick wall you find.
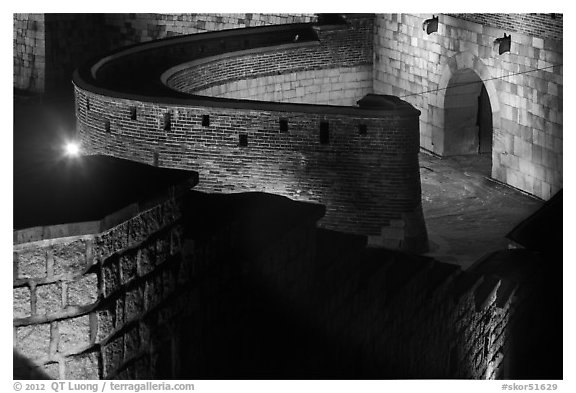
[374,14,562,200]
[188,66,372,106]
[74,17,428,251]
[163,18,373,106]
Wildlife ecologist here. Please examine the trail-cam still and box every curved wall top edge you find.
[73,19,418,117]
[88,22,317,78]
[159,41,321,87]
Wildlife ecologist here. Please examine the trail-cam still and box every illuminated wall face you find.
[184,66,373,107]
[73,15,427,251]
[373,14,563,200]
[75,89,426,251]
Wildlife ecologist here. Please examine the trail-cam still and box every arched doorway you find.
[443,68,493,156]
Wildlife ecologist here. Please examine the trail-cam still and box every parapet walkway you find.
[419,152,543,269]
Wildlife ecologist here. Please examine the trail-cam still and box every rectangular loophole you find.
[86,98,90,112]
[202,115,210,127]
[279,118,288,133]
[104,119,111,133]
[319,122,330,144]
[239,134,248,147]
[153,151,159,167]
[358,124,367,135]
[163,112,171,131]
[130,106,137,120]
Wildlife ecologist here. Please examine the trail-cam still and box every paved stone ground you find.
[419,151,544,269]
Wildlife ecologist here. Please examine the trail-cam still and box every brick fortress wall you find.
[75,17,428,251]
[167,16,373,106]
[373,14,562,200]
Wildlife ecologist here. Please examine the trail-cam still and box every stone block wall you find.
[191,66,373,106]
[373,14,562,200]
[44,14,111,93]
[13,189,325,379]
[192,66,373,106]
[164,16,374,107]
[13,14,45,92]
[13,192,186,379]
[14,186,553,379]
[102,13,317,49]
[237,227,544,379]
[13,13,317,94]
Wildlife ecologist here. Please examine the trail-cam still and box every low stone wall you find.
[13,191,186,379]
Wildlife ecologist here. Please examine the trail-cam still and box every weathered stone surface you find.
[124,326,141,361]
[115,297,125,328]
[137,244,156,276]
[43,362,60,379]
[93,307,114,342]
[67,273,98,307]
[35,283,62,316]
[66,352,100,379]
[17,248,47,279]
[119,252,137,284]
[102,336,124,378]
[58,315,91,353]
[102,261,120,297]
[16,324,51,361]
[13,286,31,319]
[53,239,87,276]
[125,287,144,322]
[97,223,129,261]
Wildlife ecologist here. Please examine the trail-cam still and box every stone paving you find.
[419,151,544,269]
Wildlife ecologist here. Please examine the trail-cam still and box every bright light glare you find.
[64,141,81,157]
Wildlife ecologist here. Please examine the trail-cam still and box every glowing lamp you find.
[64,141,81,157]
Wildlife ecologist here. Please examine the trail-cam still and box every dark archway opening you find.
[444,69,493,164]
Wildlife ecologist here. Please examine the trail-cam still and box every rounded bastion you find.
[73,16,428,251]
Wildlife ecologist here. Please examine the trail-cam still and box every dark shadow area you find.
[14,350,52,380]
